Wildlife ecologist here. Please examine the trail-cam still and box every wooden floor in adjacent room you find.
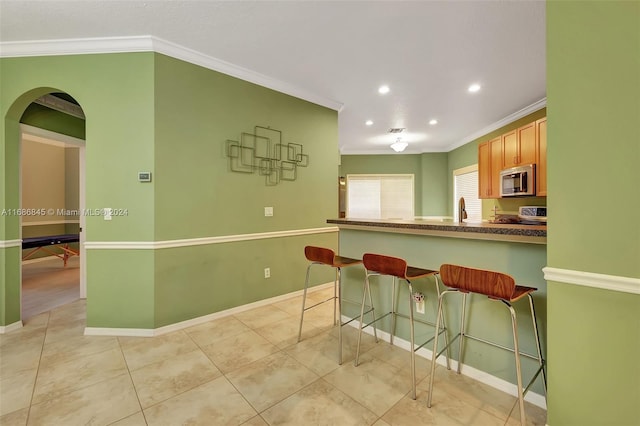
[21,256,80,320]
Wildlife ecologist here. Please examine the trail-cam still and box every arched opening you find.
[3,89,86,326]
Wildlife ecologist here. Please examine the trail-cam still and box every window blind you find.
[346,174,414,220]
[453,167,481,222]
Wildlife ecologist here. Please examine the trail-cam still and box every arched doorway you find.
[2,88,86,328]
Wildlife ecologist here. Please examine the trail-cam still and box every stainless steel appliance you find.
[500,164,535,197]
[518,206,547,224]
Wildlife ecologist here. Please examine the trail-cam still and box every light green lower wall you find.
[86,250,155,329]
[154,232,337,328]
[0,247,21,325]
[85,232,337,329]
[547,282,640,425]
[338,229,547,395]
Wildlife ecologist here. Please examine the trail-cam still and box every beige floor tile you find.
[120,331,198,371]
[420,365,547,425]
[47,300,86,326]
[40,334,120,366]
[261,378,378,426]
[372,420,391,426]
[32,347,128,404]
[184,315,251,347]
[226,352,318,412]
[366,342,432,383]
[0,342,44,381]
[271,296,305,317]
[0,322,46,350]
[143,376,257,426]
[323,352,415,417]
[284,330,343,376]
[108,411,148,426]
[0,407,29,426]
[254,316,322,349]
[234,305,293,330]
[28,374,140,425]
[241,415,269,426]
[0,368,37,416]
[201,330,279,374]
[42,317,85,345]
[131,349,222,408]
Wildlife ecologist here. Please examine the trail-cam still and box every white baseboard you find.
[348,315,547,410]
[0,321,23,334]
[84,281,334,337]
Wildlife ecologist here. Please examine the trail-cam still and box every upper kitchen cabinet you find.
[502,122,536,168]
[478,136,502,199]
[536,118,547,196]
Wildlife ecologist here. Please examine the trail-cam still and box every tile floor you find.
[0,286,547,425]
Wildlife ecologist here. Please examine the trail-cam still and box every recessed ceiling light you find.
[429,119,438,125]
[468,83,481,93]
[365,120,373,126]
[378,85,390,94]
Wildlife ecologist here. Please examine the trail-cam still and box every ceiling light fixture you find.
[429,119,438,125]
[365,120,373,126]
[390,138,408,152]
[378,85,390,94]
[468,83,481,93]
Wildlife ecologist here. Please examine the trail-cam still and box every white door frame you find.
[20,124,87,299]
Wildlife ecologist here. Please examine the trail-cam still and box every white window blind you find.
[453,166,481,222]
[346,174,414,220]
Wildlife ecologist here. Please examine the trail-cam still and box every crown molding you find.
[449,98,547,151]
[0,36,343,112]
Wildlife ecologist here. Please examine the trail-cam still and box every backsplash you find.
[482,197,546,220]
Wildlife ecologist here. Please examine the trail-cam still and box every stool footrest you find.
[462,333,544,362]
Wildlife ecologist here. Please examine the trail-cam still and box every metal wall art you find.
[225,126,309,186]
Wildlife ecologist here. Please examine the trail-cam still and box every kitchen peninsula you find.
[328,217,548,404]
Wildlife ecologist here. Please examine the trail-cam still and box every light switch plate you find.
[264,207,273,217]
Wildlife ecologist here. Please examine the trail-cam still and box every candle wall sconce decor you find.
[225,125,309,186]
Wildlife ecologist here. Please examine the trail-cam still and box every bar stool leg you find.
[407,280,417,400]
[337,267,344,364]
[297,263,314,342]
[528,294,547,392]
[390,277,398,346]
[457,293,468,374]
[434,275,452,370]
[427,290,447,408]
[366,277,378,343]
[333,268,339,326]
[506,303,526,426]
[354,272,372,367]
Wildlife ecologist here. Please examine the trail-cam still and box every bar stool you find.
[355,253,451,400]
[427,264,546,426]
[297,246,377,365]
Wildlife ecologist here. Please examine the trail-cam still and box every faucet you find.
[458,197,468,223]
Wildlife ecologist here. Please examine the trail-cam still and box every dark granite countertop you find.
[327,218,547,244]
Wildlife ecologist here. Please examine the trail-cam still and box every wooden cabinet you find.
[502,122,536,168]
[478,116,547,199]
[535,118,547,196]
[478,136,502,199]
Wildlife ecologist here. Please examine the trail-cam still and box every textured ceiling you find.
[0,1,546,154]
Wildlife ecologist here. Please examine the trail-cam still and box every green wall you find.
[1,51,339,329]
[151,53,339,326]
[547,1,640,425]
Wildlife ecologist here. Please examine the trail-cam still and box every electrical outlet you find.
[264,267,271,278]
[264,207,273,217]
[416,300,425,314]
[103,208,112,221]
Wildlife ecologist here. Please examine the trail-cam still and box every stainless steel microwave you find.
[500,164,535,197]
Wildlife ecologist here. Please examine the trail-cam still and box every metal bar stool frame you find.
[355,253,451,400]
[427,264,547,426]
[297,246,377,365]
